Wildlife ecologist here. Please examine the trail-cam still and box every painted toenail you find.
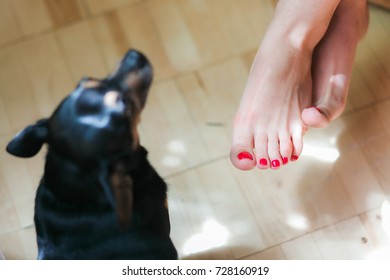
[271,160,280,168]
[237,152,253,161]
[291,155,299,161]
[259,158,268,166]
[313,106,323,114]
[282,157,288,164]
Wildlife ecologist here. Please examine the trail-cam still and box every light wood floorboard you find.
[0,0,389,260]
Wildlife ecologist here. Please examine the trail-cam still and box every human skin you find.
[230,0,369,170]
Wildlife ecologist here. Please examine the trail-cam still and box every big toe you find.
[230,146,256,171]
[303,74,348,128]
[301,107,331,128]
[230,122,256,170]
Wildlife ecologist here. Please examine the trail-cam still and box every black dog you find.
[6,50,177,260]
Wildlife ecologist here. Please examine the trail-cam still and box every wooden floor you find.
[0,0,390,260]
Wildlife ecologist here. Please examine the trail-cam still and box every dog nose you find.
[104,91,125,112]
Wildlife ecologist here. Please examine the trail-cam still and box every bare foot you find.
[231,44,311,170]
[301,0,369,128]
[230,0,340,170]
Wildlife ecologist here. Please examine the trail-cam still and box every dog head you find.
[7,50,151,162]
[6,50,152,229]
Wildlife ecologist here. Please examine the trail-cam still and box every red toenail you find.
[313,106,323,114]
[272,160,280,168]
[237,152,253,161]
[291,155,299,161]
[282,157,288,164]
[259,158,268,166]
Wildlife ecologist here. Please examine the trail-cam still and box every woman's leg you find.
[302,0,369,128]
[230,0,340,170]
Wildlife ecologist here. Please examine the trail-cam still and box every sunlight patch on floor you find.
[366,200,390,260]
[182,219,229,256]
[301,144,340,163]
[286,213,309,231]
[381,200,390,239]
[161,139,187,167]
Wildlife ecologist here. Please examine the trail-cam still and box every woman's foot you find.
[230,0,340,171]
[231,43,312,170]
[301,0,369,128]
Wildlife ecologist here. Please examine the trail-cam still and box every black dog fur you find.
[6,50,177,260]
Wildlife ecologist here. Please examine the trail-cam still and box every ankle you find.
[260,28,314,62]
[263,19,326,54]
[268,1,341,51]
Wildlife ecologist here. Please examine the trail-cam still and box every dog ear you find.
[106,49,153,109]
[6,119,48,158]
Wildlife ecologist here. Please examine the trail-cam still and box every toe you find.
[267,134,282,170]
[230,147,256,171]
[279,133,293,165]
[302,107,330,128]
[230,123,256,170]
[254,134,270,170]
[291,129,304,161]
[230,145,256,171]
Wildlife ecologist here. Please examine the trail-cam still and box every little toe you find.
[291,129,304,161]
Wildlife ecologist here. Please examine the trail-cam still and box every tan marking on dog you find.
[125,72,144,90]
[130,113,140,150]
[104,91,120,108]
[110,162,133,230]
[82,79,101,89]
[128,93,143,150]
